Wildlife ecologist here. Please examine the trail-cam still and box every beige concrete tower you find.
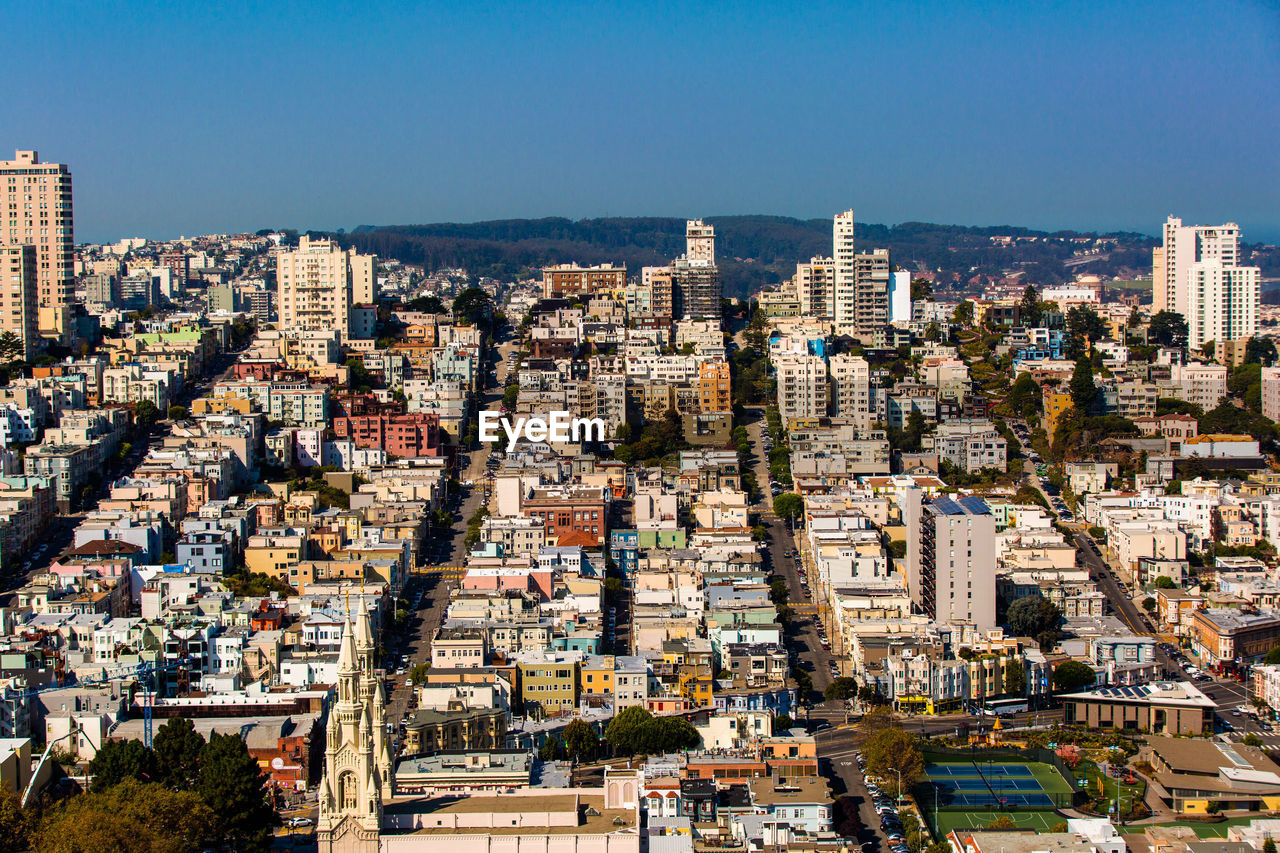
[0,151,73,343]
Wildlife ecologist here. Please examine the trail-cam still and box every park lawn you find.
[1149,818,1259,838]
[1079,760,1145,816]
[1107,279,1153,291]
[929,808,1062,838]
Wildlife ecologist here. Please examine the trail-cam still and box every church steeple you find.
[317,607,389,853]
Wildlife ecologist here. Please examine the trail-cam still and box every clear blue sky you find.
[5,1,1279,243]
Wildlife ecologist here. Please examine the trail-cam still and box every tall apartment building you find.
[632,267,674,319]
[908,495,996,630]
[697,360,731,413]
[685,219,715,264]
[831,211,891,340]
[673,219,720,321]
[833,210,857,332]
[1153,216,1260,351]
[828,353,871,427]
[774,353,828,427]
[0,246,39,359]
[853,248,891,337]
[1262,367,1280,424]
[796,257,836,320]
[0,151,74,342]
[276,236,376,340]
[541,263,626,299]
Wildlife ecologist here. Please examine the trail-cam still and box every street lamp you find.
[887,766,904,805]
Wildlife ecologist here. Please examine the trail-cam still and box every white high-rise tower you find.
[1153,216,1260,351]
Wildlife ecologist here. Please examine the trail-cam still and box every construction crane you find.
[11,655,196,796]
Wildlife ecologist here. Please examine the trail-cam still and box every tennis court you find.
[922,761,1071,810]
[928,763,1034,778]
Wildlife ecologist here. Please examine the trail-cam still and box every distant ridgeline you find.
[326,216,1160,300]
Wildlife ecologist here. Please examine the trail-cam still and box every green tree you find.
[134,400,160,429]
[773,493,803,523]
[1069,358,1096,410]
[1142,596,1157,613]
[1004,372,1042,415]
[1006,596,1062,638]
[1154,576,1177,590]
[863,727,924,799]
[1003,660,1027,697]
[986,815,1018,830]
[409,663,431,684]
[604,706,653,755]
[953,301,974,326]
[0,783,32,853]
[166,405,189,421]
[911,278,933,302]
[773,713,793,731]
[0,332,24,364]
[1065,306,1108,358]
[1229,363,1263,412]
[502,383,519,409]
[825,677,858,701]
[88,738,158,791]
[452,288,494,326]
[642,716,700,753]
[151,716,205,790]
[1265,646,1280,665]
[197,732,277,851]
[1246,338,1279,367]
[1019,285,1042,327]
[34,778,214,853]
[1156,398,1203,417]
[1053,660,1097,693]
[562,719,599,763]
[1201,401,1279,446]
[1148,311,1189,351]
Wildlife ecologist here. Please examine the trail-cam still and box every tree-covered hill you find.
[328,215,1159,299]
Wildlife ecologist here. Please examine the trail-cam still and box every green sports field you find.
[919,760,1074,839]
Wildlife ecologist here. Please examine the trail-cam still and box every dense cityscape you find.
[0,140,1279,853]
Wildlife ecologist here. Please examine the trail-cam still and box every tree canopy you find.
[35,778,214,853]
[1019,285,1042,327]
[197,733,278,850]
[863,727,924,799]
[561,719,600,763]
[1148,311,1189,351]
[88,738,158,791]
[1053,660,1097,693]
[1069,358,1096,410]
[1006,595,1062,639]
[773,493,803,522]
[452,287,494,326]
[152,716,205,791]
[1245,337,1279,367]
[604,707,699,755]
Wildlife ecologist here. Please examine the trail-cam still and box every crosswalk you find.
[414,566,466,577]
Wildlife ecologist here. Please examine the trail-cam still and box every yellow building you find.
[517,656,579,718]
[243,532,306,582]
[580,655,615,698]
[1043,387,1073,440]
[662,640,714,709]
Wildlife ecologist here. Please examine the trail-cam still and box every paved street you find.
[742,408,835,697]
[384,331,519,727]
